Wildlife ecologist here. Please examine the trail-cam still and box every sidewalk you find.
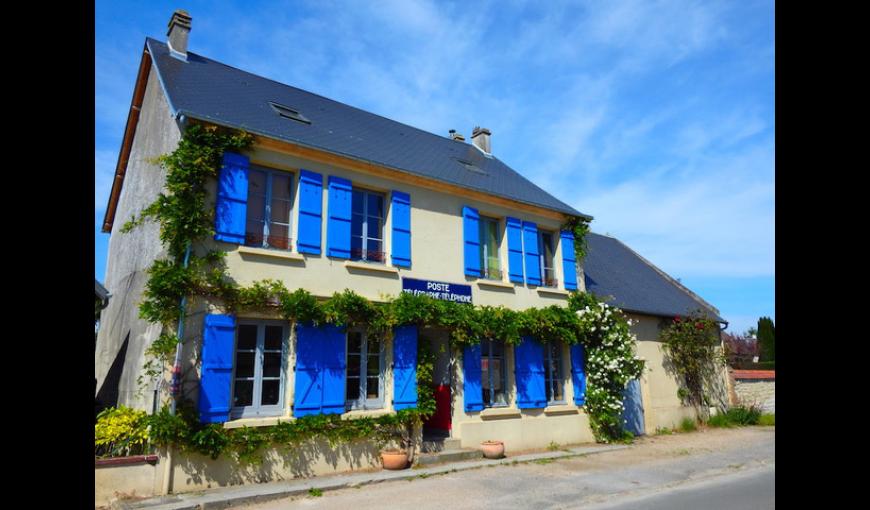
[111,443,629,510]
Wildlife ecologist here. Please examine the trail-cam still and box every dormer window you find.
[269,102,311,124]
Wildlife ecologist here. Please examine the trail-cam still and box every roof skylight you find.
[269,102,311,124]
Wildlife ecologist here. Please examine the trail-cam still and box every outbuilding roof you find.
[145,38,587,218]
[584,232,724,322]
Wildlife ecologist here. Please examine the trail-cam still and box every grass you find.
[706,406,764,428]
[534,458,555,465]
[308,488,322,497]
[678,418,698,433]
[547,441,561,451]
[758,414,775,426]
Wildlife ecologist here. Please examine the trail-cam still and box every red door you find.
[425,384,452,431]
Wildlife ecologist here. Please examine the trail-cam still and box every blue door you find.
[622,378,645,436]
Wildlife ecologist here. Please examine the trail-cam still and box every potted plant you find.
[380,447,409,470]
[480,440,505,459]
[378,413,422,470]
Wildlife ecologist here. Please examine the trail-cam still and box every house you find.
[95,11,726,487]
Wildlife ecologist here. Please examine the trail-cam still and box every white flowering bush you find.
[570,293,645,442]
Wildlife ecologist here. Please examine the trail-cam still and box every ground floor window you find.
[346,328,385,409]
[545,342,565,404]
[481,338,508,407]
[231,321,288,418]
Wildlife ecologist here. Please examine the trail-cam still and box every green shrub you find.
[706,405,762,428]
[95,406,150,457]
[678,417,697,432]
[758,414,775,426]
[706,413,735,428]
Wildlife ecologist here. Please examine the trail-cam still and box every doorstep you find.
[111,443,629,510]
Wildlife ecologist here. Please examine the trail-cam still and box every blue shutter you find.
[214,152,249,244]
[392,325,417,410]
[320,325,347,415]
[523,221,541,286]
[515,336,547,409]
[561,230,578,290]
[327,176,352,259]
[462,206,481,277]
[297,170,323,255]
[570,343,587,406]
[293,324,323,417]
[506,217,525,284]
[391,191,411,268]
[463,344,484,412]
[198,314,236,423]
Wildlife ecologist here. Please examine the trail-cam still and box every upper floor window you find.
[544,342,565,404]
[346,329,384,409]
[479,216,502,280]
[231,321,288,418]
[481,338,507,407]
[245,167,293,250]
[539,230,557,287]
[351,189,385,263]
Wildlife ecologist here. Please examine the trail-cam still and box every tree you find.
[757,317,775,362]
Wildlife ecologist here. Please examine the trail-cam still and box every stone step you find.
[416,448,483,465]
[420,437,462,453]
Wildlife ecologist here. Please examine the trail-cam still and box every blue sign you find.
[401,278,473,304]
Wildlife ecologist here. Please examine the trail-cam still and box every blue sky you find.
[95,0,774,335]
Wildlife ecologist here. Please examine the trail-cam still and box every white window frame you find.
[345,328,385,410]
[229,320,289,419]
[482,338,508,408]
[479,215,502,280]
[245,166,294,250]
[351,188,386,263]
[538,230,557,288]
[544,342,566,405]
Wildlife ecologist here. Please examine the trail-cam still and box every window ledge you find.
[342,409,393,420]
[344,261,399,274]
[537,287,569,297]
[476,279,515,290]
[223,416,286,429]
[480,407,522,420]
[238,245,305,261]
[543,405,579,416]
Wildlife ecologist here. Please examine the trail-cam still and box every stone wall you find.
[733,379,775,413]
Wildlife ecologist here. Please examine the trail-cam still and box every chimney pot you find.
[471,126,491,153]
[167,10,192,58]
[449,129,465,142]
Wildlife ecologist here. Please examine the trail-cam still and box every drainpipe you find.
[169,242,192,415]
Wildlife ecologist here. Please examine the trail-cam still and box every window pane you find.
[270,199,291,224]
[264,326,283,350]
[366,377,380,399]
[367,239,383,261]
[352,214,364,237]
[261,379,280,406]
[247,194,265,223]
[271,174,292,201]
[367,356,380,376]
[233,380,253,407]
[267,223,290,249]
[491,341,503,358]
[246,220,265,246]
[347,354,360,377]
[248,170,266,195]
[352,190,364,214]
[234,352,255,378]
[346,377,360,401]
[367,193,383,218]
[263,352,282,378]
[237,325,257,350]
[348,332,362,353]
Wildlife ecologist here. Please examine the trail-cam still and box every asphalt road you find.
[235,427,774,510]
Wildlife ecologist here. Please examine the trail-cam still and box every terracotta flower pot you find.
[381,449,409,470]
[480,440,505,459]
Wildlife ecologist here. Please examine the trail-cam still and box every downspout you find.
[169,242,192,415]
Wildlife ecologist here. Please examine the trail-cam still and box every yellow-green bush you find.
[95,406,150,457]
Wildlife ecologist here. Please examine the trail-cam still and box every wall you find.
[95,64,181,411]
[733,378,775,413]
[95,459,163,508]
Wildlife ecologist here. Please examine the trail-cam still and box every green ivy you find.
[660,311,724,409]
[561,216,591,262]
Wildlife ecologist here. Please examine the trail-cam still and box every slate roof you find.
[584,232,724,322]
[146,38,587,218]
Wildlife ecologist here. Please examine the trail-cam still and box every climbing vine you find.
[561,215,591,262]
[659,311,724,410]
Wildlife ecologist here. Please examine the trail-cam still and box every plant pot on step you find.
[380,449,409,470]
[480,440,505,459]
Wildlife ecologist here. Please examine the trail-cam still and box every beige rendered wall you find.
[95,461,163,507]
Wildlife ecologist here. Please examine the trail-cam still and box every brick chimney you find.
[167,10,192,59]
[471,126,491,153]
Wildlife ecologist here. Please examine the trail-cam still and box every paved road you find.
[235,427,774,510]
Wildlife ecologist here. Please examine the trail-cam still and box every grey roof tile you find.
[146,38,587,218]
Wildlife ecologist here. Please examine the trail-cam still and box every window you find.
[481,338,507,407]
[479,216,502,280]
[544,342,565,404]
[351,189,385,263]
[245,166,294,250]
[269,102,311,124]
[346,329,384,409]
[538,231,557,287]
[231,321,288,418]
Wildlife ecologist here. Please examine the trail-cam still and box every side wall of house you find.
[95,65,181,412]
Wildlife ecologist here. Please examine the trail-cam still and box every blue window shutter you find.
[297,170,323,255]
[214,152,249,244]
[523,222,542,286]
[506,217,525,283]
[326,176,352,258]
[561,230,578,290]
[463,344,484,412]
[391,191,411,268]
[570,344,587,406]
[198,314,236,423]
[462,206,481,277]
[515,336,547,409]
[320,325,347,415]
[293,324,323,417]
[392,325,417,410]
